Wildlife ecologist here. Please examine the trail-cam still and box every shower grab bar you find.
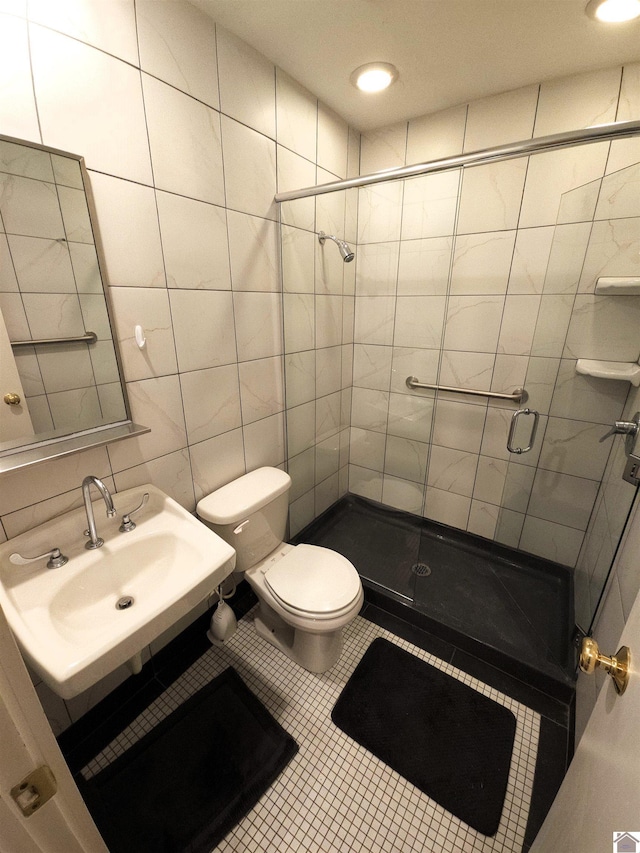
[405,376,528,404]
[507,408,540,454]
[10,331,97,348]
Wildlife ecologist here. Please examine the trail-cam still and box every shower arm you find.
[318,231,338,246]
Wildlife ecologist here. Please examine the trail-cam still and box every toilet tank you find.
[196,467,291,572]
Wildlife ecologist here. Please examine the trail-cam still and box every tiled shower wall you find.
[346,64,640,567]
[0,0,358,731]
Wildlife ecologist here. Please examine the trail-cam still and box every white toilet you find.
[196,467,363,673]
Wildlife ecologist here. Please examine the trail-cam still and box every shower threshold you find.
[293,494,576,700]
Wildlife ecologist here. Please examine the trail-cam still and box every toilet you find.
[196,467,363,673]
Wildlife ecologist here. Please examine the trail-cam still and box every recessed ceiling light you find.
[586,0,640,22]
[350,62,398,93]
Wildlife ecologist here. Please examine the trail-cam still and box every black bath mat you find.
[79,668,298,853]
[331,638,516,836]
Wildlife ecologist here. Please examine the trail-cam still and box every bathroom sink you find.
[0,484,235,698]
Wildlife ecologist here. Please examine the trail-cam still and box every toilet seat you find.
[264,544,361,618]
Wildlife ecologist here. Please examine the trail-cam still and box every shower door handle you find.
[507,408,540,454]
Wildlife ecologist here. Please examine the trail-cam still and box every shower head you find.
[318,231,355,263]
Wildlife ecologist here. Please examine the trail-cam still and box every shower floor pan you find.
[293,494,576,699]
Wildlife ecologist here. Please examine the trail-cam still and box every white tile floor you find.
[83,610,540,853]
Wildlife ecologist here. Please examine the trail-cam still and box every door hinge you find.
[10,766,57,817]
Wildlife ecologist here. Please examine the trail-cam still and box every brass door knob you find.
[3,392,21,406]
[579,637,631,695]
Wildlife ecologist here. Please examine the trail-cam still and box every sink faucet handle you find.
[10,547,69,569]
[119,492,150,532]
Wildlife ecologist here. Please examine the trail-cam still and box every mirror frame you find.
[0,134,148,474]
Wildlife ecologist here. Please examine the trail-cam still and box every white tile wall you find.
[136,0,218,107]
[142,74,224,204]
[317,104,349,179]
[157,191,231,291]
[221,115,277,219]
[90,173,166,288]
[533,68,621,137]
[579,216,640,292]
[28,0,139,64]
[0,14,40,140]
[457,160,527,234]
[518,145,609,228]
[402,170,461,239]
[276,70,317,162]
[450,231,516,295]
[216,26,274,138]
[406,105,467,164]
[608,62,640,173]
[463,85,538,152]
[31,25,152,184]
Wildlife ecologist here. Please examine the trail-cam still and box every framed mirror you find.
[0,134,147,473]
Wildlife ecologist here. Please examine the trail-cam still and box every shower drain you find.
[411,562,431,577]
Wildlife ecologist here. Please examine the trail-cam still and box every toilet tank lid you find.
[196,467,291,525]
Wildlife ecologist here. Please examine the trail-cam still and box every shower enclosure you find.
[278,120,640,685]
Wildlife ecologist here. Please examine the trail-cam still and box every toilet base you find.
[253,602,343,673]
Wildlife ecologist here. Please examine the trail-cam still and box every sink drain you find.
[116,596,134,610]
[411,562,431,577]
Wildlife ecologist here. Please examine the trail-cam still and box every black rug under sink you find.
[331,638,516,836]
[78,667,298,853]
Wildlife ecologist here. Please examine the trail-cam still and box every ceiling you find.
[192,0,640,131]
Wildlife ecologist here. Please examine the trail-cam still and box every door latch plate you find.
[10,765,57,816]
[623,455,640,485]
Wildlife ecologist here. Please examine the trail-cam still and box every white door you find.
[0,603,108,853]
[531,589,640,851]
[0,310,34,442]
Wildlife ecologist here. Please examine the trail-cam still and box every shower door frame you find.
[275,120,640,203]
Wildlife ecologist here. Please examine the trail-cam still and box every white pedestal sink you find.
[0,484,236,698]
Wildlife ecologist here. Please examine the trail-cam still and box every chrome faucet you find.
[82,475,116,549]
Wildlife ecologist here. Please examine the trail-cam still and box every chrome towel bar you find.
[10,331,98,348]
[405,376,528,404]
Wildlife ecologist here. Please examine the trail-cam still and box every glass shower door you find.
[406,150,640,680]
[492,159,640,648]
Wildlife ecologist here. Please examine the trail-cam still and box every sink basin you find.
[0,484,236,698]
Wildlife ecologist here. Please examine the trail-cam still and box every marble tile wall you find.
[0,0,358,731]
[349,64,640,569]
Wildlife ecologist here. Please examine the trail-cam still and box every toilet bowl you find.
[196,467,363,673]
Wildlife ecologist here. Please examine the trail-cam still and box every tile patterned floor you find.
[83,610,540,853]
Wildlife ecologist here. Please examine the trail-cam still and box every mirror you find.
[0,135,147,472]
